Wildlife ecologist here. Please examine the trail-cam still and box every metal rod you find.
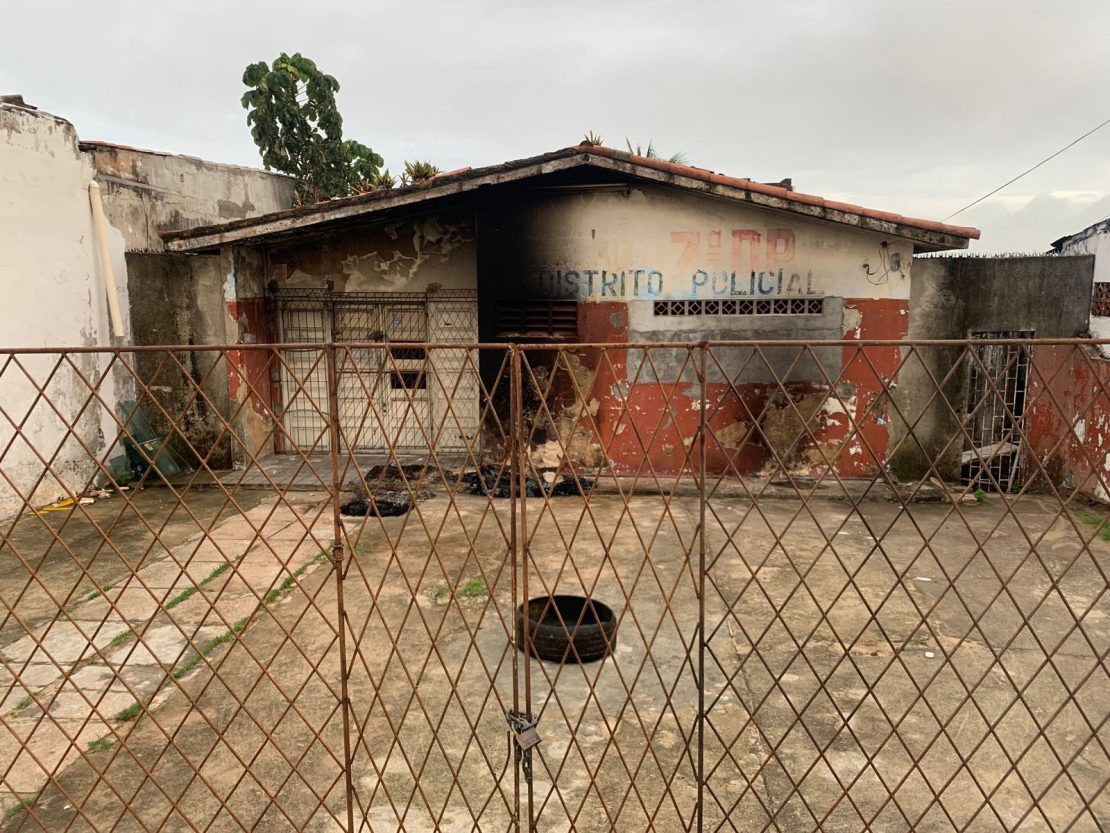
[509,345,522,833]
[326,342,357,833]
[697,341,707,833]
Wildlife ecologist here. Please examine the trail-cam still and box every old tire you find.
[516,595,617,664]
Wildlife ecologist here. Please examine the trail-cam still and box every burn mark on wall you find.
[270,212,475,292]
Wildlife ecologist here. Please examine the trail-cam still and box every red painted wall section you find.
[225,297,276,441]
[1025,346,1110,502]
[830,298,908,478]
[560,297,908,479]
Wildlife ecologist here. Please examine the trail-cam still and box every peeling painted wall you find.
[1026,347,1110,503]
[480,183,912,478]
[0,104,131,517]
[265,209,476,293]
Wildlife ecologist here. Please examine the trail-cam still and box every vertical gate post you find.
[512,345,537,831]
[696,342,708,833]
[509,345,523,832]
[325,342,357,833]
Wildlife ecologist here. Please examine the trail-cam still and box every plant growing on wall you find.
[241,53,385,204]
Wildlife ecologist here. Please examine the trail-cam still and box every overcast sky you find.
[6,0,1109,252]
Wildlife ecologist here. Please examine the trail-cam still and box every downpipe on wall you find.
[88,180,126,339]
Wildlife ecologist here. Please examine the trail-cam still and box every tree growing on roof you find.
[241,53,385,204]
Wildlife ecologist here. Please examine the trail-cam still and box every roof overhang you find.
[163,147,979,254]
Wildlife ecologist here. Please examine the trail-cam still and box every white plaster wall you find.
[1060,224,1110,347]
[0,104,131,518]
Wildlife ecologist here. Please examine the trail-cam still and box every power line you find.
[944,114,1110,222]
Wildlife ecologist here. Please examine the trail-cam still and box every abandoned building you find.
[157,145,1095,485]
[3,103,1108,833]
[0,97,1099,504]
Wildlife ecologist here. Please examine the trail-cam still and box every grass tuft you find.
[83,582,112,602]
[203,561,233,584]
[12,696,32,713]
[458,577,488,598]
[1080,510,1110,541]
[172,617,251,681]
[436,576,488,602]
[86,737,113,752]
[109,628,134,648]
[3,794,38,822]
[263,557,322,606]
[163,585,197,611]
[115,702,142,722]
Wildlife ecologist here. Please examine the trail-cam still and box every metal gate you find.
[275,289,479,454]
[0,339,1106,833]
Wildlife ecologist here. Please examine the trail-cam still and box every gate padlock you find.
[514,723,542,752]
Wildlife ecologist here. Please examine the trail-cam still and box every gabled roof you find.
[162,144,980,253]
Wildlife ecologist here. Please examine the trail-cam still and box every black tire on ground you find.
[516,595,617,664]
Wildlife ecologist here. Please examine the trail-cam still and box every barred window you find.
[653,298,824,316]
[1092,283,1110,318]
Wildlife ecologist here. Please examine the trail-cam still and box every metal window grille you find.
[653,297,824,316]
[962,331,1033,492]
[495,299,579,339]
[274,289,477,453]
[1092,283,1110,318]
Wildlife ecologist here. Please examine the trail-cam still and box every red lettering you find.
[671,231,700,270]
[731,229,762,271]
[767,229,795,270]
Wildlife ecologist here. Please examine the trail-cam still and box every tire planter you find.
[516,595,617,664]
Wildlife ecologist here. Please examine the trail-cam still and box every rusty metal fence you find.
[0,340,1106,833]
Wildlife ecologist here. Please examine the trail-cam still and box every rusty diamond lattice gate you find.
[0,340,1106,833]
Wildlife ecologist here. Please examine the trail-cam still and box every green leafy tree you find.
[241,53,384,203]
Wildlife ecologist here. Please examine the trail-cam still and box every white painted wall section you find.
[0,104,131,517]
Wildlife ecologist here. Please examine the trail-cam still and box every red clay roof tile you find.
[580,144,980,240]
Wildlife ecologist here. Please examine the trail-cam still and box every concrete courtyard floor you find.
[1,483,1107,832]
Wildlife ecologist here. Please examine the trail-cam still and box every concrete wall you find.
[0,103,131,517]
[88,137,293,467]
[479,184,915,477]
[85,142,295,253]
[126,253,235,469]
[890,255,1095,480]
